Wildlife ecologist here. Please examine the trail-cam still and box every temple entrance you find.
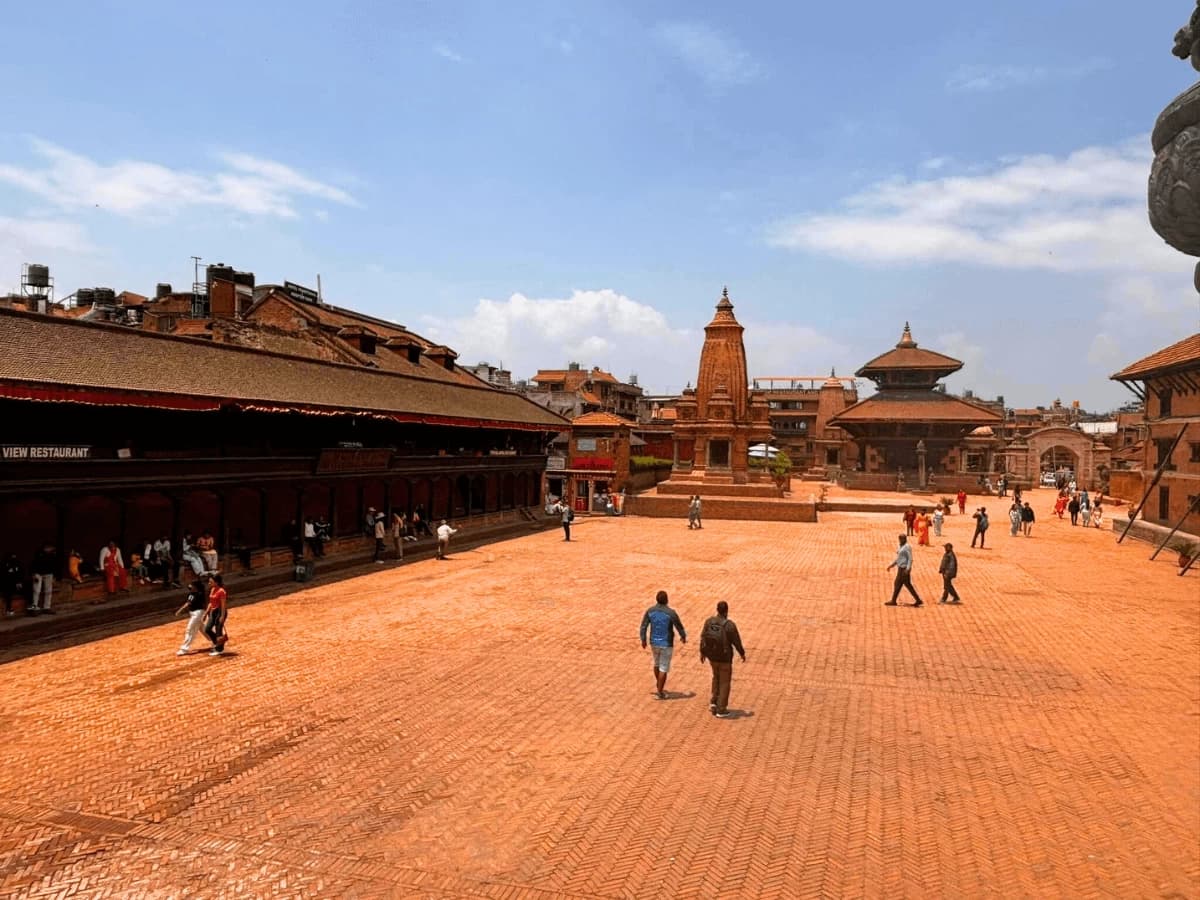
[707,440,730,468]
[1039,446,1079,476]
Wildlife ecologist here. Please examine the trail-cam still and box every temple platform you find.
[652,478,782,498]
[624,491,817,521]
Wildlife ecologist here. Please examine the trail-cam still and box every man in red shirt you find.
[956,489,967,515]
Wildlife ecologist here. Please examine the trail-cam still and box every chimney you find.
[209,277,236,319]
[338,326,378,355]
[423,345,459,370]
[383,336,424,365]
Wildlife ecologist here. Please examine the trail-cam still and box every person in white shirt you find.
[885,534,922,607]
[436,520,458,559]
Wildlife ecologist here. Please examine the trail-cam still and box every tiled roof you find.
[531,370,569,383]
[657,408,678,421]
[588,368,619,383]
[0,309,567,429]
[831,392,1003,424]
[579,389,602,405]
[571,411,631,427]
[1110,333,1200,381]
[857,346,964,374]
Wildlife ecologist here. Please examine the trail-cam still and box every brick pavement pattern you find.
[0,507,1196,898]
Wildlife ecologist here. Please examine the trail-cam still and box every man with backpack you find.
[639,590,687,699]
[699,600,746,718]
[555,498,575,541]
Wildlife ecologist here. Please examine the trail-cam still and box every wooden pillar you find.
[258,489,269,548]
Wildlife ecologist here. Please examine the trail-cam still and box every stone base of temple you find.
[654,479,782,498]
[623,493,817,522]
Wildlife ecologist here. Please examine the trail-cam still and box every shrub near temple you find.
[630,456,673,472]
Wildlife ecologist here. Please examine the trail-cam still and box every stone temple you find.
[662,288,774,496]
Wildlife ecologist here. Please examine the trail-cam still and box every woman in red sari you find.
[915,510,931,546]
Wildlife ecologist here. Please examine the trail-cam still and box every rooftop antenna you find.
[317,274,322,305]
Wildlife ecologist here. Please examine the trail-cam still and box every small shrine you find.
[666,288,773,493]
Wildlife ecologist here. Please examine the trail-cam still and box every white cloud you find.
[416,288,848,396]
[0,217,95,294]
[1089,276,1198,371]
[656,22,761,89]
[946,59,1109,93]
[432,43,465,63]
[0,138,358,220]
[768,137,1180,274]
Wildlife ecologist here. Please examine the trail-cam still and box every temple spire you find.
[716,285,733,311]
[896,322,917,348]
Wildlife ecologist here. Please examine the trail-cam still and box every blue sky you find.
[1,0,1195,409]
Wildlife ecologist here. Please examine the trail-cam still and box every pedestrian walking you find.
[1,553,23,617]
[1068,494,1080,526]
[937,543,961,604]
[372,512,387,563]
[932,504,944,537]
[903,505,917,536]
[29,542,58,615]
[699,600,746,718]
[639,589,687,699]
[175,579,207,655]
[1008,502,1022,537]
[956,489,967,515]
[687,495,698,529]
[203,573,228,656]
[1092,503,1105,529]
[556,498,575,541]
[970,507,989,549]
[1021,502,1035,537]
[436,519,458,559]
[885,534,922,606]
[391,511,406,560]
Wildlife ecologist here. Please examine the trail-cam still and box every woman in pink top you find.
[203,573,228,656]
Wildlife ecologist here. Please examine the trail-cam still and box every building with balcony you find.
[1110,333,1200,536]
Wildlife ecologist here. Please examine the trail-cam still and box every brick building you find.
[750,373,858,475]
[545,412,634,512]
[1109,333,1200,535]
[0,306,565,572]
[526,363,643,421]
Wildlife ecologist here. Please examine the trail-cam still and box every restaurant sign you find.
[2,445,92,460]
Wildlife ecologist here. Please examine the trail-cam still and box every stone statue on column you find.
[916,439,927,490]
[1150,2,1200,291]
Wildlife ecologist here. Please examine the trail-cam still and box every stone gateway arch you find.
[1002,426,1112,490]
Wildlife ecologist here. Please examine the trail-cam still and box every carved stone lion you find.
[1173,1,1200,70]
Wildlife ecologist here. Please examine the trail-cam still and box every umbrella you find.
[748,443,780,459]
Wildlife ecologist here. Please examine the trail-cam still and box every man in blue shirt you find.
[639,590,688,699]
[885,534,922,607]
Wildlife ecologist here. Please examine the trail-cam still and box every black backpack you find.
[566,508,575,522]
[700,617,729,660]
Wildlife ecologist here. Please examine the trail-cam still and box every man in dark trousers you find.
[1067,493,1081,526]
[699,601,746,717]
[970,507,990,549]
[555,498,575,541]
[885,534,922,606]
[938,543,961,604]
[639,589,687,699]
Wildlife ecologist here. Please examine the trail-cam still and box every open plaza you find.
[0,496,1195,898]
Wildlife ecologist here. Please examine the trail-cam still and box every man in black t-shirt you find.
[175,580,207,656]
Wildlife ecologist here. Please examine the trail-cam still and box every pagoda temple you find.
[830,323,1002,479]
[667,288,773,490]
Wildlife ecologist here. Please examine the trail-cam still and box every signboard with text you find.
[2,445,92,460]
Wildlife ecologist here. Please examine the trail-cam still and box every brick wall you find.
[624,494,817,522]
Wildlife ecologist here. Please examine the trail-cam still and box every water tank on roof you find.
[233,270,255,288]
[93,287,116,306]
[207,263,235,284]
[26,264,50,287]
[75,288,95,307]
[156,283,172,299]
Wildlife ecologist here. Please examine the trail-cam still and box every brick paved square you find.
[0,508,1196,898]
